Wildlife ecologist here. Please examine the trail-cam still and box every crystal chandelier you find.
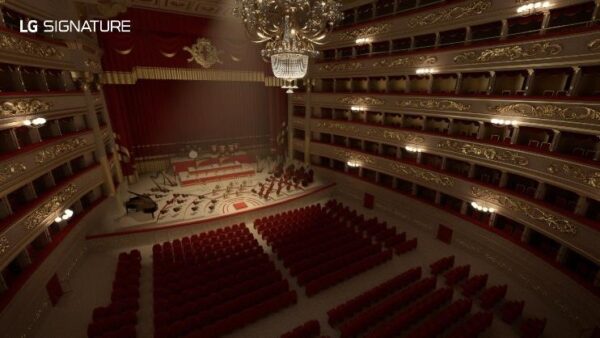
[233,0,343,93]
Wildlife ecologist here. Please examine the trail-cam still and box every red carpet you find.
[233,202,248,210]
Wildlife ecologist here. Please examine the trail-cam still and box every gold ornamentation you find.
[382,130,425,144]
[454,42,562,63]
[471,186,577,234]
[340,23,392,41]
[397,99,471,112]
[372,56,437,68]
[0,99,52,117]
[85,59,101,72]
[0,236,8,256]
[335,149,374,165]
[489,103,600,122]
[391,163,454,187]
[587,38,600,51]
[22,184,78,231]
[547,164,600,189]
[315,120,362,134]
[408,0,491,28]
[319,62,363,72]
[437,140,529,166]
[183,38,223,68]
[0,162,27,185]
[35,138,88,164]
[338,96,385,106]
[0,32,64,59]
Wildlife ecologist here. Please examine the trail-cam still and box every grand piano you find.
[125,191,158,217]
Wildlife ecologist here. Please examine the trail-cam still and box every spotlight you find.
[23,117,47,128]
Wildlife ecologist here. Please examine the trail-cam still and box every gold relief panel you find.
[489,103,600,122]
[0,236,9,256]
[382,130,425,144]
[334,149,374,165]
[340,23,392,41]
[408,0,491,28]
[183,38,223,68]
[454,42,562,63]
[396,99,471,112]
[22,184,78,231]
[471,186,577,234]
[0,32,65,59]
[437,140,529,166]
[318,62,363,72]
[391,163,455,187]
[372,56,437,68]
[338,96,385,106]
[315,120,362,134]
[0,99,53,117]
[547,164,600,189]
[0,162,27,185]
[35,138,88,164]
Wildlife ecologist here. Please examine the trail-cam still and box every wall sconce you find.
[347,160,361,168]
[517,1,550,15]
[415,68,436,75]
[355,37,372,45]
[350,106,366,112]
[491,118,517,126]
[54,209,74,223]
[405,146,423,153]
[23,117,47,128]
[471,202,495,213]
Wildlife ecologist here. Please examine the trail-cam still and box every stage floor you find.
[92,167,332,236]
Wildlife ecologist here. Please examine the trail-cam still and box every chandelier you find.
[233,0,343,93]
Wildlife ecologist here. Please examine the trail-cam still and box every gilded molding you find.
[372,56,437,68]
[85,59,102,72]
[338,96,385,105]
[22,184,78,231]
[396,99,471,112]
[183,38,223,68]
[0,32,64,59]
[340,23,392,41]
[437,140,529,166]
[454,42,562,63]
[547,164,600,189]
[382,130,425,144]
[391,163,454,187]
[318,62,363,72]
[471,186,577,234]
[408,0,491,28]
[587,38,600,51]
[0,99,53,117]
[35,138,88,164]
[0,162,27,185]
[489,103,600,122]
[0,236,8,256]
[335,149,374,165]
[315,120,362,134]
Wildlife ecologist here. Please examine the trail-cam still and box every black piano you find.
[125,191,159,217]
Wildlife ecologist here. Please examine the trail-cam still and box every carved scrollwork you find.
[35,138,88,164]
[454,42,562,63]
[0,236,9,256]
[547,164,600,189]
[338,96,385,106]
[437,140,529,166]
[340,23,392,41]
[85,59,102,72]
[382,130,425,144]
[183,38,223,68]
[318,62,363,72]
[396,99,471,112]
[471,186,577,234]
[489,103,600,122]
[372,56,437,68]
[408,0,491,28]
[315,120,362,134]
[0,162,27,185]
[0,99,52,117]
[335,149,374,165]
[391,163,454,187]
[22,184,78,231]
[0,32,64,59]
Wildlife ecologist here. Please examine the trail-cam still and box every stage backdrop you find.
[99,8,287,174]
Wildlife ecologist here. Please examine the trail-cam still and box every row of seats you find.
[404,298,473,338]
[280,320,321,338]
[87,250,141,338]
[444,265,471,286]
[429,255,455,275]
[461,274,489,297]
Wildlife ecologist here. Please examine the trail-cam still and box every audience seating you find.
[461,274,489,296]
[405,298,473,338]
[429,256,455,275]
[519,317,547,338]
[446,311,494,338]
[87,250,141,338]
[395,238,418,254]
[501,300,525,323]
[152,224,296,338]
[280,320,321,338]
[479,284,508,309]
[444,265,471,285]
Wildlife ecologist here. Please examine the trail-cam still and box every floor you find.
[34,193,586,338]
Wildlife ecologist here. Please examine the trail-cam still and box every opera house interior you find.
[0,0,600,337]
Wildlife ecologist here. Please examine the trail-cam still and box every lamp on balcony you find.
[23,117,47,128]
[54,209,74,223]
[471,201,495,213]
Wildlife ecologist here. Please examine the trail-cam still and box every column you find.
[434,32,440,48]
[500,19,509,40]
[592,0,600,21]
[465,26,472,44]
[520,227,532,243]
[595,136,600,161]
[460,201,468,215]
[427,74,434,94]
[486,71,496,95]
[411,183,417,196]
[11,66,26,91]
[476,121,485,140]
[375,172,380,183]
[39,69,50,92]
[16,250,32,268]
[499,171,509,188]
[467,163,476,178]
[556,245,569,264]
[0,4,5,27]
[488,212,497,227]
[440,157,447,170]
[550,129,561,151]
[510,126,520,145]
[540,10,551,34]
[567,66,582,97]
[358,167,363,177]
[0,274,7,293]
[82,79,116,196]
[416,151,423,164]
[392,177,398,189]
[385,76,390,93]
[574,196,589,216]
[409,36,415,50]
[454,73,463,94]
[396,146,402,159]
[534,182,546,200]
[435,191,442,205]
[422,116,427,131]
[524,69,535,96]
[97,85,124,185]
